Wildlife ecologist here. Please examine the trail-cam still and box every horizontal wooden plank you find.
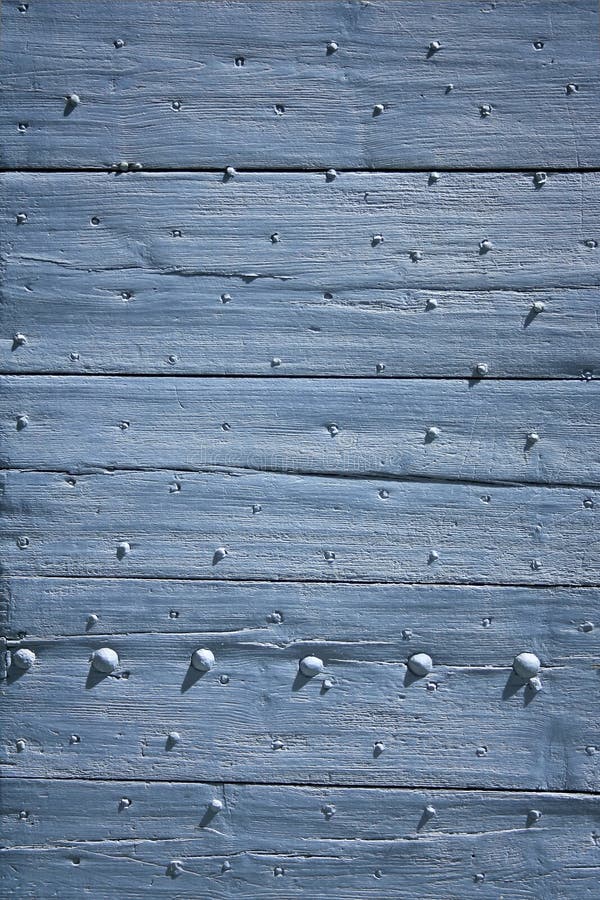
[1,376,598,486]
[2,781,599,899]
[2,171,599,377]
[2,632,599,788]
[2,578,599,655]
[2,278,599,379]
[1,0,599,169]
[0,470,598,583]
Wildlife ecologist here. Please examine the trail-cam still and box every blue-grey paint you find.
[1,1,599,897]
[1,0,599,169]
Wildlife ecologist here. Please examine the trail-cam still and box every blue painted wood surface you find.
[1,1,599,897]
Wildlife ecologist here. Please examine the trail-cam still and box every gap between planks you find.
[0,372,595,382]
[3,166,600,175]
[3,573,598,590]
[1,465,598,493]
[6,774,600,798]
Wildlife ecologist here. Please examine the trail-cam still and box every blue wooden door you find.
[1,1,599,896]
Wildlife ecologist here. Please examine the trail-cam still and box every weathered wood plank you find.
[2,277,599,379]
[2,781,600,899]
[2,578,599,657]
[1,0,599,170]
[2,171,599,377]
[0,470,597,583]
[1,632,599,788]
[1,376,598,486]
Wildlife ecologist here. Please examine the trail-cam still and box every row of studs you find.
[9,645,543,692]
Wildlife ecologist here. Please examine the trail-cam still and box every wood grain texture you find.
[0,469,598,583]
[3,578,598,659]
[2,277,599,380]
[2,171,599,377]
[2,781,600,899]
[2,630,600,788]
[1,0,599,170]
[1,376,599,486]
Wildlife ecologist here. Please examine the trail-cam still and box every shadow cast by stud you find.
[85,666,112,689]
[403,668,422,688]
[180,663,207,694]
[199,806,222,828]
[5,664,29,684]
[292,671,313,692]
[416,808,435,832]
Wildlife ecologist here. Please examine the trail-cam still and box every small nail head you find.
[407,652,433,676]
[480,103,493,117]
[372,233,384,245]
[526,431,540,444]
[513,651,541,679]
[429,171,441,183]
[479,238,493,252]
[426,426,441,440]
[225,166,236,178]
[528,675,542,694]
[533,171,547,186]
[16,415,29,430]
[566,83,578,94]
[209,798,223,812]
[114,39,125,49]
[528,808,542,823]
[13,648,36,670]
[167,731,181,745]
[271,357,282,367]
[373,103,385,115]
[116,540,131,558]
[91,647,119,674]
[191,648,216,672]
[428,40,442,52]
[299,655,325,677]
[326,40,338,53]
[424,804,437,817]
[117,161,129,172]
[272,738,285,750]
[16,212,27,224]
[13,332,27,346]
[67,94,81,106]
[531,300,545,313]
[167,860,183,877]
[474,363,489,377]
[213,546,228,563]
[326,168,337,181]
[425,298,438,310]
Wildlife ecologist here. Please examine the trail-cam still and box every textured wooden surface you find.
[3,781,600,899]
[2,171,598,378]
[1,376,599,485]
[1,0,600,169]
[1,1,599,897]
[1,470,598,582]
